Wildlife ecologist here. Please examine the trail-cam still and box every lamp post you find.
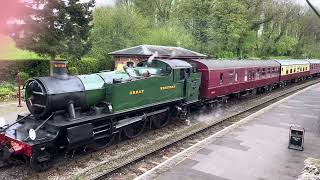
[17,73,23,107]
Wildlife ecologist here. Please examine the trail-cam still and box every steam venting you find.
[147,51,159,65]
[51,61,68,80]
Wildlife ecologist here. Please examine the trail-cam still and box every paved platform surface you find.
[0,102,27,127]
[149,83,320,180]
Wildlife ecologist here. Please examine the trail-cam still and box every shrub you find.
[216,51,235,59]
[20,60,50,77]
[69,58,111,74]
[68,66,79,75]
[0,82,17,101]
[0,87,15,97]
[18,72,30,83]
[0,57,112,82]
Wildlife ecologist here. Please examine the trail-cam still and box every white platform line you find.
[135,83,319,180]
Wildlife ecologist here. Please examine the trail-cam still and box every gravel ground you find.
[0,79,319,180]
[298,158,320,180]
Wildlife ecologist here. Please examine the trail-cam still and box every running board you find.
[115,108,169,129]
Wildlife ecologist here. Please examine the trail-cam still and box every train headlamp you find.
[29,129,36,141]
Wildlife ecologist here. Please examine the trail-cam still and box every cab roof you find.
[138,59,193,69]
[158,59,192,69]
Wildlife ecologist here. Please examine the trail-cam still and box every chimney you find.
[51,60,68,79]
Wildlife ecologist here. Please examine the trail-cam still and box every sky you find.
[95,0,115,6]
[295,0,320,8]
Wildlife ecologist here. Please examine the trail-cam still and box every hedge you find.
[0,58,114,81]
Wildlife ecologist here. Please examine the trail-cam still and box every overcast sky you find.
[93,0,320,8]
[95,0,115,6]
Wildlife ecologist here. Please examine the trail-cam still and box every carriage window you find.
[256,69,260,80]
[290,69,293,74]
[235,72,238,82]
[220,72,224,84]
[244,70,248,81]
[262,68,266,78]
[286,69,289,75]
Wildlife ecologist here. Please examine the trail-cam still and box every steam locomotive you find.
[0,58,319,171]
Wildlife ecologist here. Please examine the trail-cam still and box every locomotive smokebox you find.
[51,60,68,79]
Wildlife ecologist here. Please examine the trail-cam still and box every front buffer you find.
[0,115,57,171]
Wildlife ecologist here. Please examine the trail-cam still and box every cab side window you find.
[180,68,190,80]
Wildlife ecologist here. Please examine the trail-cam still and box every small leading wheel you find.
[29,150,53,172]
[123,119,147,139]
[151,112,170,129]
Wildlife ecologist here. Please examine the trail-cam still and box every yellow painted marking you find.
[129,90,144,95]
[160,85,176,90]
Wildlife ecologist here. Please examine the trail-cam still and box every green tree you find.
[175,0,213,53]
[91,0,320,61]
[10,0,95,61]
[133,0,175,24]
[89,7,148,64]
[141,23,194,48]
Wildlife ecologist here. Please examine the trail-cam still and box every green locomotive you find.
[0,59,201,171]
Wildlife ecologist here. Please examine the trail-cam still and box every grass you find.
[0,35,43,60]
[0,81,19,102]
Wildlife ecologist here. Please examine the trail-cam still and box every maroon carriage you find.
[308,59,320,77]
[189,59,281,100]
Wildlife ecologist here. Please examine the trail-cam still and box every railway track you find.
[0,79,319,180]
[78,79,320,180]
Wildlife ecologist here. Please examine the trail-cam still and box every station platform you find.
[138,83,320,180]
[0,102,27,127]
